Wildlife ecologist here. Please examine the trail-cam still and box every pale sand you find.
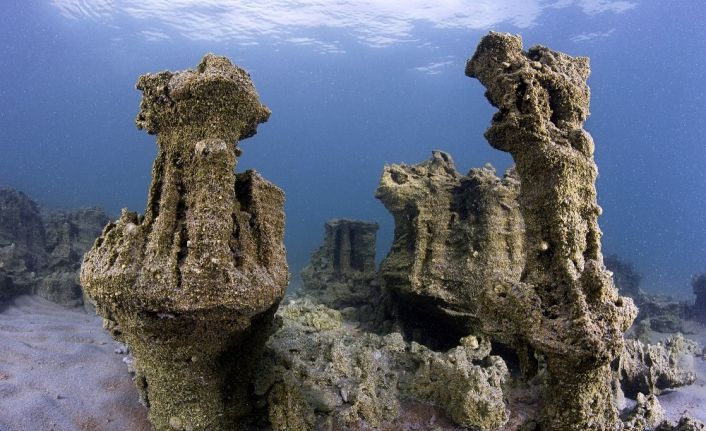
[0,295,704,430]
[0,295,151,431]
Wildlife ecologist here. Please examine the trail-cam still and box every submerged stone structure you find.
[467,32,637,429]
[256,301,509,431]
[618,335,698,397]
[81,54,288,431]
[691,272,706,323]
[0,188,109,308]
[299,219,380,314]
[376,151,525,349]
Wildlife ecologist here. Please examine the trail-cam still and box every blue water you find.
[1,1,704,295]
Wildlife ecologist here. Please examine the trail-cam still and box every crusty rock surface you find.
[623,393,666,431]
[467,32,636,430]
[299,219,381,322]
[81,54,287,431]
[376,150,524,349]
[618,335,698,397]
[256,301,509,431]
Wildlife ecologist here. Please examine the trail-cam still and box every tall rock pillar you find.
[81,54,288,431]
[467,32,636,430]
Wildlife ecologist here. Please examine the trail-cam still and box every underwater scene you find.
[1,1,705,430]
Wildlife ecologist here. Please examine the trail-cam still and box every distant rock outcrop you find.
[81,54,288,431]
[376,151,524,350]
[691,273,706,323]
[0,188,46,305]
[299,219,381,322]
[0,188,108,308]
[618,335,698,397]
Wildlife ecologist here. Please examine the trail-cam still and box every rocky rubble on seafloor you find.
[0,187,109,308]
[81,53,288,431]
[256,300,510,431]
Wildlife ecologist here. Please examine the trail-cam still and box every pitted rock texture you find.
[0,188,108,308]
[376,150,524,350]
[299,219,381,322]
[256,301,509,431]
[467,32,636,430]
[81,54,287,431]
[618,335,698,397]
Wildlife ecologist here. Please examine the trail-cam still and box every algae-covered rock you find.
[257,301,509,431]
[81,54,287,431]
[618,335,698,397]
[467,32,637,430]
[376,150,525,349]
[299,219,381,321]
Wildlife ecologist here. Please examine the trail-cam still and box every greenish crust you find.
[257,301,509,431]
[467,32,636,430]
[375,151,525,348]
[299,219,382,321]
[80,54,288,430]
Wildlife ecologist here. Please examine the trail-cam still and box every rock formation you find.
[467,32,637,429]
[691,272,706,323]
[0,188,46,305]
[376,151,525,350]
[81,54,288,431]
[299,219,380,320]
[657,417,706,431]
[39,207,110,307]
[618,335,698,397]
[0,188,108,308]
[256,301,509,431]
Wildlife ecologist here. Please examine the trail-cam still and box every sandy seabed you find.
[0,295,704,431]
[0,296,150,431]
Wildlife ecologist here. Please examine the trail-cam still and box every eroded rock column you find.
[376,150,525,350]
[467,32,636,430]
[300,219,379,310]
[81,54,288,431]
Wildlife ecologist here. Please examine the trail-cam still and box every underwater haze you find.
[1,0,705,296]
